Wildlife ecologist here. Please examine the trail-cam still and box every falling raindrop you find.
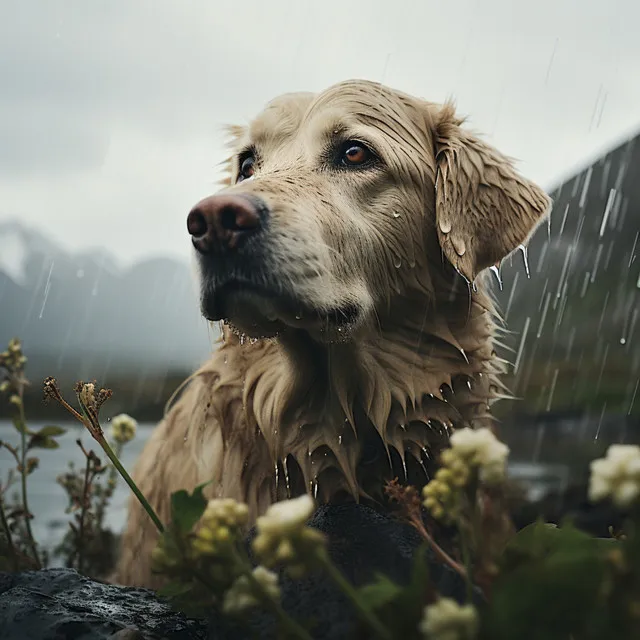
[594,404,607,441]
[537,293,551,338]
[559,203,570,236]
[504,271,520,320]
[39,261,54,319]
[599,189,617,237]
[546,369,559,411]
[514,317,531,373]
[628,379,639,415]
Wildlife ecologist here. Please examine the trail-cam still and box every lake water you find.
[0,419,153,562]
[1,419,568,565]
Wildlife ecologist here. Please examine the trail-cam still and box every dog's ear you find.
[218,124,247,187]
[432,102,551,283]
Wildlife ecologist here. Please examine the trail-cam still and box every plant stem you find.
[16,392,40,569]
[0,492,18,571]
[95,434,164,534]
[458,522,474,603]
[411,516,468,580]
[96,440,122,528]
[314,549,393,640]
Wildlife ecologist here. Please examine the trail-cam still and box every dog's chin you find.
[201,284,362,342]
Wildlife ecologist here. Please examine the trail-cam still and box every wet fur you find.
[115,80,550,588]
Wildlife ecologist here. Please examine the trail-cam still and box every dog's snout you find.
[187,194,265,253]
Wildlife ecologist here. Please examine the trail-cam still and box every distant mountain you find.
[0,221,217,387]
[494,132,640,417]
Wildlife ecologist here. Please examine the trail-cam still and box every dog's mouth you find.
[201,280,361,339]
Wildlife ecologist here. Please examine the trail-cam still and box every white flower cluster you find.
[110,413,138,444]
[193,498,249,556]
[589,444,640,508]
[448,427,510,485]
[419,597,479,639]
[222,566,280,615]
[252,494,325,576]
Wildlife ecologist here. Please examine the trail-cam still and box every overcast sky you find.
[1,0,638,268]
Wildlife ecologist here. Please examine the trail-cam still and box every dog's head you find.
[188,80,550,341]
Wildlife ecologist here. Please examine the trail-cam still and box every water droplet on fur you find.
[274,462,279,492]
[313,478,319,498]
[283,458,291,497]
[295,310,303,320]
[249,337,258,345]
[393,255,402,268]
[392,211,401,218]
[620,338,627,345]
[338,435,343,445]
[489,265,503,290]
[518,244,531,278]
[240,334,246,345]
[183,435,188,442]
[223,355,228,364]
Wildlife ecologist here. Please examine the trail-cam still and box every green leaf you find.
[500,520,612,573]
[36,425,67,437]
[170,482,209,534]
[489,523,612,639]
[28,435,60,450]
[358,573,402,612]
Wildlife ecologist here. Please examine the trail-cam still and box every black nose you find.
[187,194,265,253]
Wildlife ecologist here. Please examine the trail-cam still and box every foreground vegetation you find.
[1,337,640,639]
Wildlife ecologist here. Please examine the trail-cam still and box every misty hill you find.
[0,221,217,416]
[494,132,640,417]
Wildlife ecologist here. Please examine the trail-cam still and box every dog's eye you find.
[340,142,374,167]
[237,155,255,182]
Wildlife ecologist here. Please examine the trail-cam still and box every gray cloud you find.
[0,0,638,265]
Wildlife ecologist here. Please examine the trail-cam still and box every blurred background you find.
[1,0,639,559]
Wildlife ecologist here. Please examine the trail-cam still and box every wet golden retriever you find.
[115,79,550,587]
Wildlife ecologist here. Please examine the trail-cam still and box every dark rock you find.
[1,503,472,640]
[0,568,208,640]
